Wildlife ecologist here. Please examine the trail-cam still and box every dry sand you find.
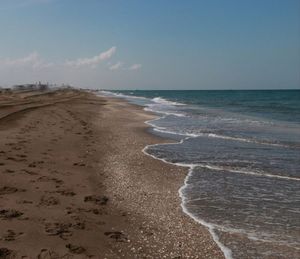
[0,89,224,258]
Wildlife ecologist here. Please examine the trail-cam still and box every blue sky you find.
[0,0,299,89]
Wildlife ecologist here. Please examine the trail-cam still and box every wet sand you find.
[0,88,224,258]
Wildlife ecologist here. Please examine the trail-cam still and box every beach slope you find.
[0,89,223,258]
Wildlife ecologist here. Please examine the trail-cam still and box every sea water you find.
[100,90,300,259]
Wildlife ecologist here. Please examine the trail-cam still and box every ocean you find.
[100,90,300,259]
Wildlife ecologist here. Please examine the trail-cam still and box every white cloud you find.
[109,61,123,70]
[0,52,54,69]
[128,64,142,70]
[0,49,142,88]
[0,48,141,73]
[65,47,116,68]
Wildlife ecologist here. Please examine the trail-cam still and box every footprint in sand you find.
[1,230,23,241]
[0,209,23,220]
[28,162,36,168]
[84,195,109,205]
[37,249,60,259]
[37,176,63,185]
[66,244,86,254]
[6,156,26,162]
[22,169,38,175]
[4,169,15,174]
[0,248,15,258]
[5,143,15,147]
[39,196,60,206]
[44,222,72,240]
[0,186,26,195]
[16,154,27,158]
[56,190,76,197]
[17,200,33,205]
[73,162,86,167]
[104,231,128,242]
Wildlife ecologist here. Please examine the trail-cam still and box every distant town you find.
[0,82,73,93]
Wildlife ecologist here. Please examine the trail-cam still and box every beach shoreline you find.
[0,89,224,258]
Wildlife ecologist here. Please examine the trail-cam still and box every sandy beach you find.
[0,88,224,258]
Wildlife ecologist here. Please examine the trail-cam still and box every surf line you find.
[145,116,300,182]
[142,116,233,259]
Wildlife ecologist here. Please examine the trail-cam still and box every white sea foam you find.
[152,97,185,106]
[143,137,300,257]
[207,133,288,147]
[99,90,299,258]
[179,169,233,259]
[99,90,122,97]
[144,107,186,117]
[142,115,233,259]
[200,164,300,181]
[99,90,148,100]
[142,145,233,259]
[146,113,289,147]
[152,127,200,137]
[143,136,300,182]
[142,116,299,258]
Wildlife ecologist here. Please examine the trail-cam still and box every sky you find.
[0,0,299,90]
